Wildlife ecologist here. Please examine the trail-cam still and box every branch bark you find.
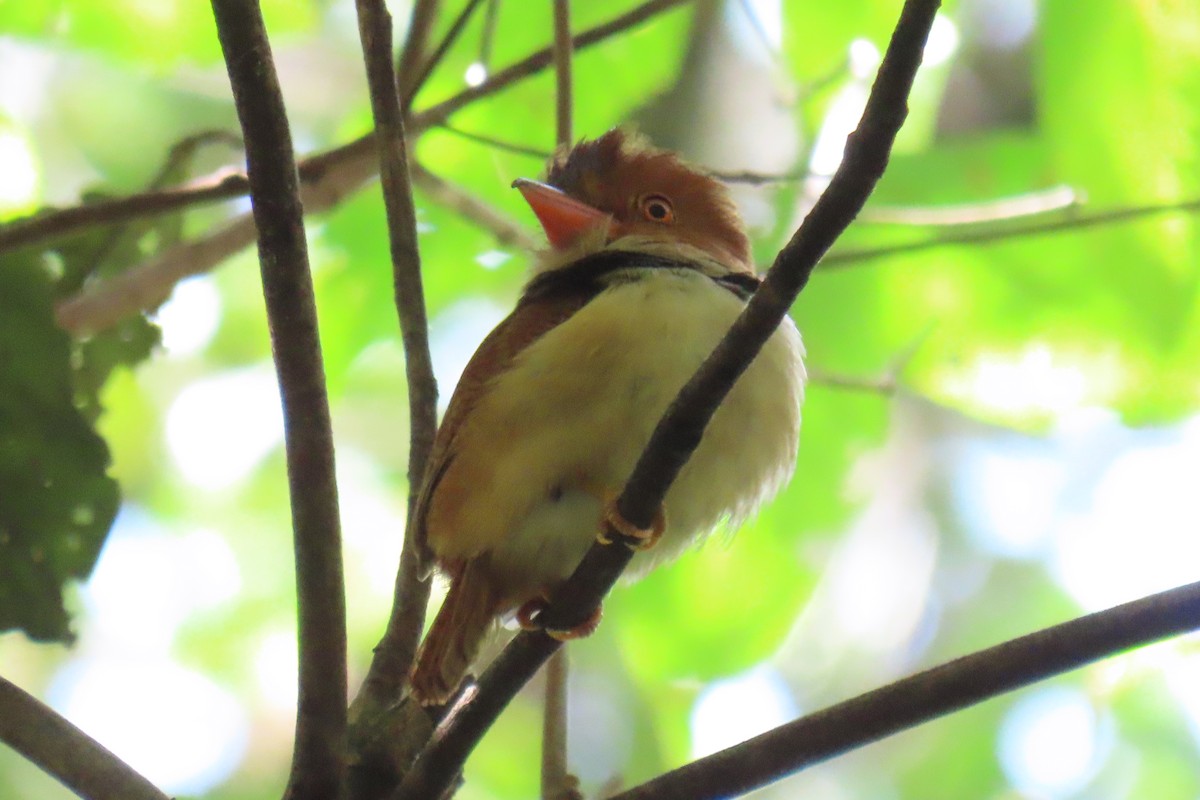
[210,3,348,800]
[610,580,1200,799]
[392,1,941,797]
[0,676,169,800]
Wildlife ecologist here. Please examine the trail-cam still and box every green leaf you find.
[0,257,118,642]
[5,0,317,67]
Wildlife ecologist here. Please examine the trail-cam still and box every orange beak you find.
[513,178,613,249]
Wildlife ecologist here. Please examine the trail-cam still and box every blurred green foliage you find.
[0,0,1198,799]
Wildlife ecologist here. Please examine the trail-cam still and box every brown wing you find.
[411,292,592,576]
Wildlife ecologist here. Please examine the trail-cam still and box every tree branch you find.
[347,8,441,799]
[0,675,170,800]
[0,171,249,255]
[405,0,488,111]
[354,0,439,711]
[611,580,1200,799]
[541,650,580,800]
[396,0,441,101]
[859,185,1080,226]
[53,142,379,336]
[392,2,940,797]
[210,3,347,800]
[437,124,552,159]
[553,0,574,148]
[47,0,694,337]
[410,162,538,249]
[825,196,1200,268]
[542,8,577,795]
[409,0,696,130]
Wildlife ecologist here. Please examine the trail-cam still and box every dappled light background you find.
[2,0,1199,798]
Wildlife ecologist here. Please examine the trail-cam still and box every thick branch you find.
[612,580,1200,799]
[210,3,347,800]
[392,2,940,797]
[0,676,169,800]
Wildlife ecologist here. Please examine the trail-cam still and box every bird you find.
[408,129,805,705]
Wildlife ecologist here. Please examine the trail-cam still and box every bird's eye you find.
[639,194,675,224]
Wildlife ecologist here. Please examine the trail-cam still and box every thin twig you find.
[0,675,170,800]
[438,124,552,158]
[825,196,1200,268]
[410,0,696,130]
[53,145,379,336]
[805,366,897,394]
[544,7,575,793]
[611,580,1200,799]
[49,0,693,336]
[860,185,1080,226]
[411,162,538,249]
[553,0,573,148]
[397,0,442,101]
[392,2,940,797]
[542,650,579,800]
[0,172,249,255]
[405,0,488,110]
[353,0,439,714]
[710,168,807,185]
[734,0,780,57]
[479,0,500,72]
[210,4,347,800]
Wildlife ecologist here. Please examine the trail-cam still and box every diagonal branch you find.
[411,162,538,249]
[210,3,348,800]
[53,143,379,336]
[0,675,170,800]
[610,580,1200,799]
[409,0,695,130]
[392,2,941,797]
[404,0,488,111]
[47,0,695,337]
[396,0,442,101]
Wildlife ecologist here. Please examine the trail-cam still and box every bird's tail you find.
[409,560,500,705]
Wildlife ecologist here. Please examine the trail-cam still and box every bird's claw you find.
[517,595,602,640]
[598,495,666,551]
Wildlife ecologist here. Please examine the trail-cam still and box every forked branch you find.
[392,1,942,797]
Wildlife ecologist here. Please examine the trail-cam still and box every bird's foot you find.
[517,595,602,641]
[597,494,666,551]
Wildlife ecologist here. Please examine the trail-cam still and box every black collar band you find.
[523,249,761,303]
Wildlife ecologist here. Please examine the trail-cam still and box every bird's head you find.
[513,129,753,275]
